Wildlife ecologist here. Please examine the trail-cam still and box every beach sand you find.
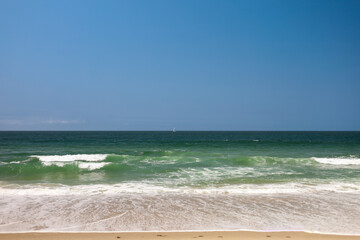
[1,231,360,240]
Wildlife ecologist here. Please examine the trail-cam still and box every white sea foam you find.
[31,154,109,170]
[312,157,360,165]
[31,154,108,162]
[0,182,359,234]
[1,181,360,196]
[40,161,110,170]
[77,162,110,170]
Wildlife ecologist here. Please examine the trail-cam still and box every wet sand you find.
[1,231,360,240]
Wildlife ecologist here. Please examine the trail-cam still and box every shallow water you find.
[0,131,360,233]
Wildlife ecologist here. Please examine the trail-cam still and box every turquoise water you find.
[1,131,360,186]
[1,131,360,233]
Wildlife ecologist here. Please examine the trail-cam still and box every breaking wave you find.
[312,157,360,165]
[30,154,110,170]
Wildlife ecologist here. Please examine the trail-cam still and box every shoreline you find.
[1,231,360,240]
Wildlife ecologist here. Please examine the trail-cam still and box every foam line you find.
[31,154,109,162]
[312,157,360,165]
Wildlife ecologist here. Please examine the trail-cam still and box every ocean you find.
[0,131,360,234]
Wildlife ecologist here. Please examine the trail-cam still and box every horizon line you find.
[0,130,359,132]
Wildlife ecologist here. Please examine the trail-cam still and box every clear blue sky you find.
[0,0,359,130]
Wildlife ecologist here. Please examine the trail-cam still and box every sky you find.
[0,0,359,131]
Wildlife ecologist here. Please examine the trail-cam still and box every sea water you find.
[0,131,359,234]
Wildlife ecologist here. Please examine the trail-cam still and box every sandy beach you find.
[1,231,360,240]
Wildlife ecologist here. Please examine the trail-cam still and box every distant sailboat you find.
[172,128,176,133]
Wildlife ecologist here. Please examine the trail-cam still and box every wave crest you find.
[312,157,360,165]
[30,154,110,170]
[31,154,108,162]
